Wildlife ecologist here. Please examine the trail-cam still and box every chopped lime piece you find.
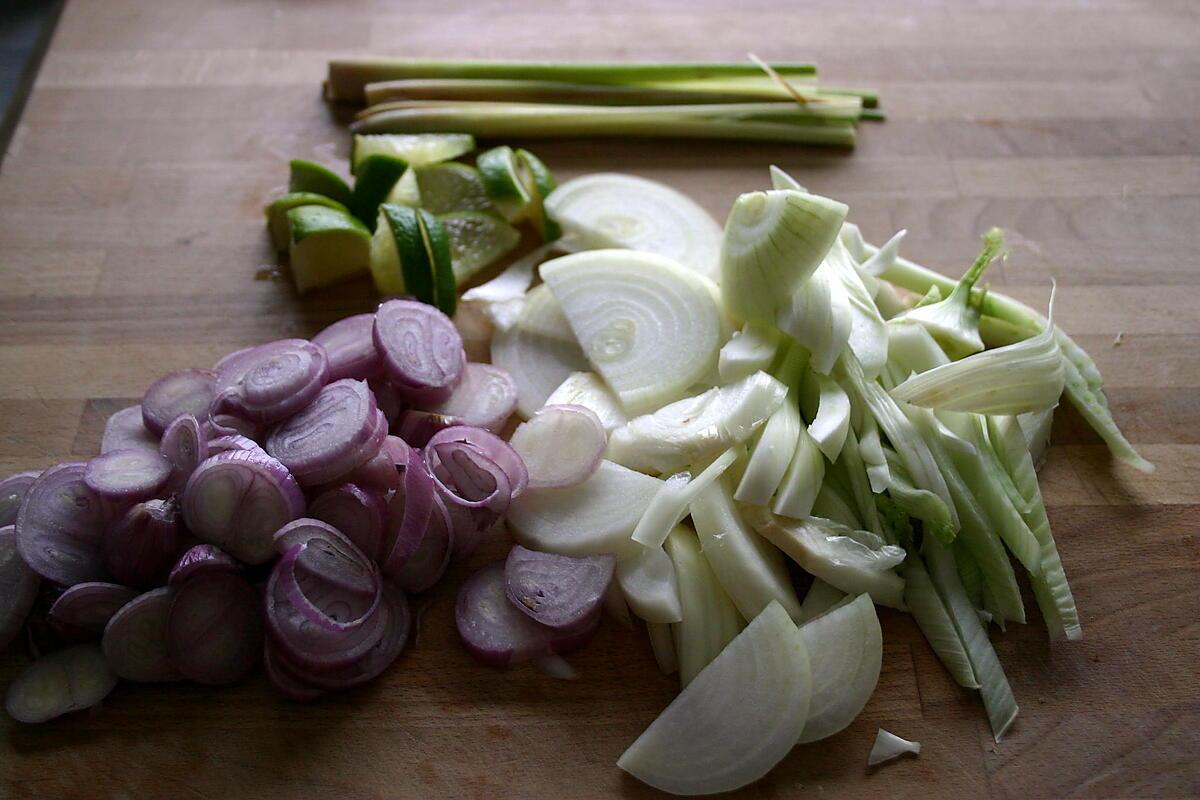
[440,211,521,284]
[351,154,409,229]
[418,210,457,316]
[386,168,421,207]
[287,206,370,293]
[265,192,351,253]
[351,133,475,173]
[415,163,493,214]
[371,203,434,303]
[515,148,561,242]
[288,160,353,207]
[477,145,532,222]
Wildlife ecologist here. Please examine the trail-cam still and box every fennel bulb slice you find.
[720,189,848,324]
[797,593,883,743]
[631,447,740,548]
[734,399,801,506]
[507,460,663,556]
[868,729,921,767]
[903,557,979,689]
[544,173,724,281]
[890,286,1065,415]
[857,416,891,494]
[540,249,722,415]
[606,372,787,474]
[777,257,852,376]
[831,428,882,536]
[797,578,846,624]
[617,602,811,797]
[647,621,678,675]
[664,525,745,687]
[616,541,683,624]
[1017,407,1054,467]
[769,164,806,192]
[807,373,852,463]
[746,508,906,610]
[812,483,862,530]
[771,422,825,519]
[825,237,889,378]
[881,448,955,540]
[544,371,628,432]
[860,229,906,278]
[689,479,802,623]
[718,321,780,384]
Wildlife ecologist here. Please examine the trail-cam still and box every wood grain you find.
[1,0,1198,797]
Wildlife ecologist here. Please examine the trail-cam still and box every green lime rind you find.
[515,148,562,242]
[288,160,354,207]
[265,192,351,253]
[352,155,410,229]
[286,205,370,294]
[415,163,494,214]
[439,211,522,284]
[477,145,531,222]
[352,133,475,174]
[372,203,436,304]
[418,210,457,317]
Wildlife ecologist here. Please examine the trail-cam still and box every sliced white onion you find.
[615,541,682,624]
[540,249,722,415]
[514,284,575,343]
[689,479,802,623]
[544,371,628,433]
[646,621,678,675]
[606,372,786,474]
[663,525,744,687]
[797,578,847,625]
[509,404,606,489]
[617,602,811,797]
[734,399,800,506]
[491,315,589,419]
[545,173,723,282]
[631,446,739,548]
[717,321,779,384]
[506,460,662,556]
[869,729,921,767]
[797,593,883,743]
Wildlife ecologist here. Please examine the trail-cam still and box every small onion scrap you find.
[15,463,109,586]
[505,545,614,632]
[313,313,383,381]
[141,368,218,435]
[48,582,139,641]
[373,299,466,405]
[212,339,330,423]
[160,414,209,486]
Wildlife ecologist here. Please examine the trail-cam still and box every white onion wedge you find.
[796,593,882,743]
[606,372,786,474]
[507,461,663,556]
[689,479,802,623]
[491,314,589,418]
[616,541,682,624]
[868,729,921,766]
[664,526,744,687]
[509,404,606,489]
[544,173,723,281]
[631,447,739,548]
[617,601,811,797]
[544,371,628,432]
[540,250,722,415]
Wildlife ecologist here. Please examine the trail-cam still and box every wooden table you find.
[2,0,1197,797]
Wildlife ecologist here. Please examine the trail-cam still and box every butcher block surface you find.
[1,0,1198,798]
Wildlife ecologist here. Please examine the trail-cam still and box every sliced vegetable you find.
[313,313,382,381]
[718,321,780,384]
[50,583,140,642]
[167,571,263,685]
[15,463,107,586]
[288,159,353,207]
[490,301,590,418]
[664,525,744,686]
[102,405,160,454]
[440,211,521,284]
[504,545,615,631]
[544,371,628,433]
[647,621,678,675]
[806,373,852,462]
[351,133,475,170]
[477,145,532,222]
[101,587,182,682]
[374,298,466,404]
[160,414,208,487]
[5,644,117,724]
[796,578,846,625]
[416,162,493,213]
[102,499,185,589]
[515,148,561,242]
[796,593,882,743]
[868,729,921,767]
[168,544,239,587]
[541,249,722,415]
[509,404,606,489]
[83,448,171,502]
[0,525,39,648]
[771,423,825,519]
[631,446,740,549]
[398,363,518,445]
[903,557,979,689]
[266,192,352,253]
[616,541,683,624]
[286,204,372,293]
[777,260,851,375]
[212,338,330,424]
[370,202,431,298]
[141,368,218,435]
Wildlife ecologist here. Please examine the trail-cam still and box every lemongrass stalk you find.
[650,77,880,108]
[358,98,864,124]
[329,59,819,104]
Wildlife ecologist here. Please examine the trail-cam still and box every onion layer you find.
[505,545,614,631]
[101,587,182,682]
[374,299,466,404]
[313,313,383,380]
[212,339,331,423]
[48,582,139,641]
[265,378,387,486]
[5,644,117,724]
[141,368,218,435]
[167,571,264,685]
[15,463,108,586]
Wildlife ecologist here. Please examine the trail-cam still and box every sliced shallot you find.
[309,483,388,562]
[102,498,186,589]
[212,339,330,423]
[101,406,160,454]
[0,471,39,527]
[390,493,453,593]
[205,434,260,454]
[0,525,40,649]
[425,425,528,500]
[373,299,466,404]
[508,404,605,489]
[5,644,118,724]
[381,454,436,575]
[167,571,263,685]
[15,463,108,586]
[159,413,208,486]
[101,587,182,682]
[182,449,305,565]
[84,448,172,502]
[395,363,518,445]
[264,640,324,702]
[141,368,218,435]
[48,582,139,641]
[313,313,382,380]
[504,545,614,632]
[168,544,239,586]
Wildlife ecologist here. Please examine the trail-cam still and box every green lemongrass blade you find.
[874,246,1152,473]
[988,415,1082,641]
[923,537,1019,741]
[354,105,858,146]
[904,557,980,690]
[655,77,879,108]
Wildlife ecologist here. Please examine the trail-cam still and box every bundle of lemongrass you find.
[326,58,882,148]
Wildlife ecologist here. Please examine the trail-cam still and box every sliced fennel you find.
[825,237,889,378]
[664,525,745,687]
[647,621,678,676]
[720,189,848,324]
[771,423,825,519]
[857,416,891,493]
[631,447,740,548]
[544,173,724,281]
[899,228,1004,359]
[718,321,780,384]
[831,428,882,536]
[734,399,801,506]
[903,557,979,689]
[777,259,852,375]
[606,372,787,474]
[746,508,906,609]
[797,593,883,743]
[812,483,862,530]
[768,164,805,192]
[617,602,810,797]
[891,286,1064,415]
[689,478,802,622]
[806,372,852,463]
[859,229,906,278]
[506,460,663,556]
[616,541,683,624]
[541,250,722,415]
[797,578,846,624]
[868,730,921,767]
[1018,407,1055,467]
[882,448,954,541]
[490,311,589,418]
[545,371,628,433]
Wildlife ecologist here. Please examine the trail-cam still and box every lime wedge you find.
[439,211,521,284]
[418,210,457,317]
[351,154,409,229]
[477,145,531,222]
[288,160,353,207]
[371,203,434,303]
[265,192,351,253]
[387,168,421,207]
[352,133,475,173]
[287,206,370,293]
[515,148,561,242]
[415,163,493,214]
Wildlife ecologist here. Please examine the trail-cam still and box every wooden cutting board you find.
[1,0,1197,797]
